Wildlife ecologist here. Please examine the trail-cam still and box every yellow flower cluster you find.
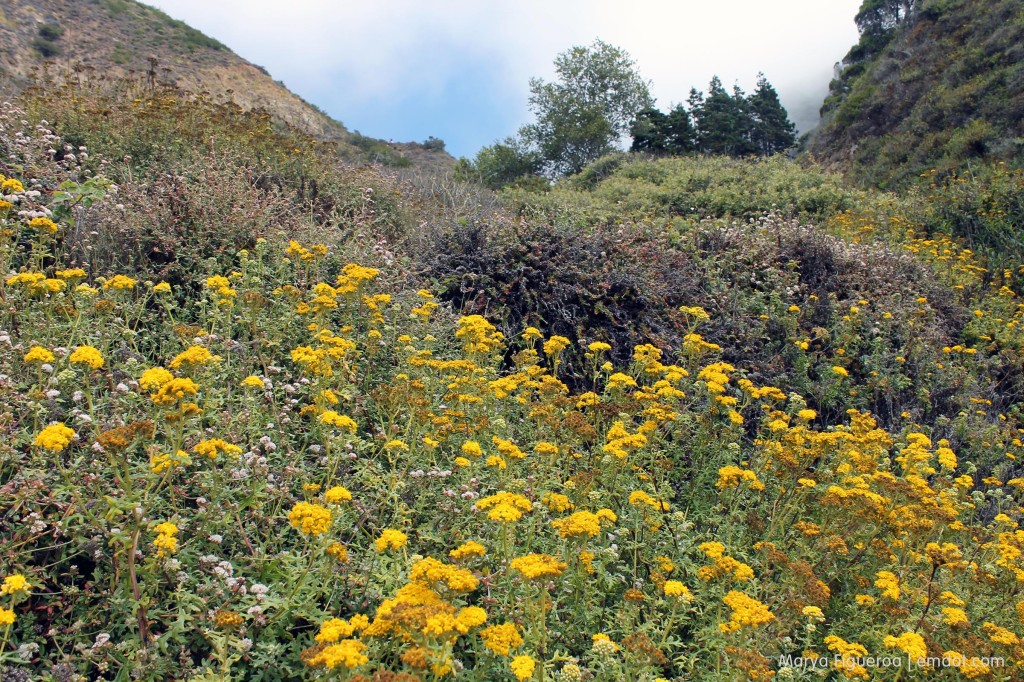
[679,305,710,322]
[28,216,58,234]
[169,345,215,369]
[150,450,191,473]
[874,570,900,600]
[509,553,567,580]
[476,491,533,523]
[543,335,571,356]
[285,240,328,262]
[550,509,615,538]
[102,274,137,290]
[663,580,693,601]
[510,655,535,681]
[606,372,638,391]
[324,486,352,504]
[153,522,179,557]
[408,557,479,593]
[240,374,264,389]
[628,490,669,512]
[306,638,368,669]
[479,622,523,656]
[335,263,379,294]
[193,438,242,460]
[139,367,174,391]
[697,542,755,582]
[455,315,505,354]
[602,420,647,459]
[716,465,765,491]
[682,332,722,355]
[288,502,332,536]
[140,367,201,407]
[374,528,408,552]
[883,631,928,664]
[1,574,31,596]
[697,361,735,394]
[23,346,55,364]
[1,177,25,193]
[33,423,76,452]
[449,541,486,560]
[69,345,104,370]
[318,410,358,433]
[542,492,574,512]
[314,614,370,644]
[824,635,870,679]
[718,590,774,633]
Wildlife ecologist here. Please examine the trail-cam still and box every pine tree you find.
[630,107,670,153]
[691,77,751,156]
[630,104,696,155]
[747,74,797,155]
[663,104,696,154]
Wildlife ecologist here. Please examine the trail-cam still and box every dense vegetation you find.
[1,55,1023,681]
[807,0,1024,187]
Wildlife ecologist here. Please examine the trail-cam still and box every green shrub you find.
[37,22,64,41]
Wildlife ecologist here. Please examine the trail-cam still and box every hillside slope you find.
[806,0,1024,186]
[0,0,455,169]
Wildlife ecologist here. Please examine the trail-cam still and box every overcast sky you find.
[147,0,862,158]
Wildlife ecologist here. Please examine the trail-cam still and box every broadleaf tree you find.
[521,39,654,177]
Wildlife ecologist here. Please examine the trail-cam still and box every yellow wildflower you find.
[2,178,24,193]
[103,275,137,290]
[153,522,179,557]
[543,335,571,356]
[663,580,693,601]
[449,541,486,560]
[461,441,483,458]
[69,345,104,370]
[29,216,58,233]
[374,529,408,552]
[875,571,900,600]
[510,655,535,681]
[306,639,368,669]
[607,372,638,390]
[288,502,332,536]
[319,411,358,433]
[477,491,533,523]
[169,345,214,369]
[1,575,32,596]
[241,375,264,389]
[23,346,55,364]
[719,591,774,632]
[193,439,242,460]
[33,423,76,451]
[509,553,567,580]
[139,367,174,391]
[551,510,607,538]
[479,622,523,656]
[883,632,928,665]
[324,486,353,504]
[150,450,191,473]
